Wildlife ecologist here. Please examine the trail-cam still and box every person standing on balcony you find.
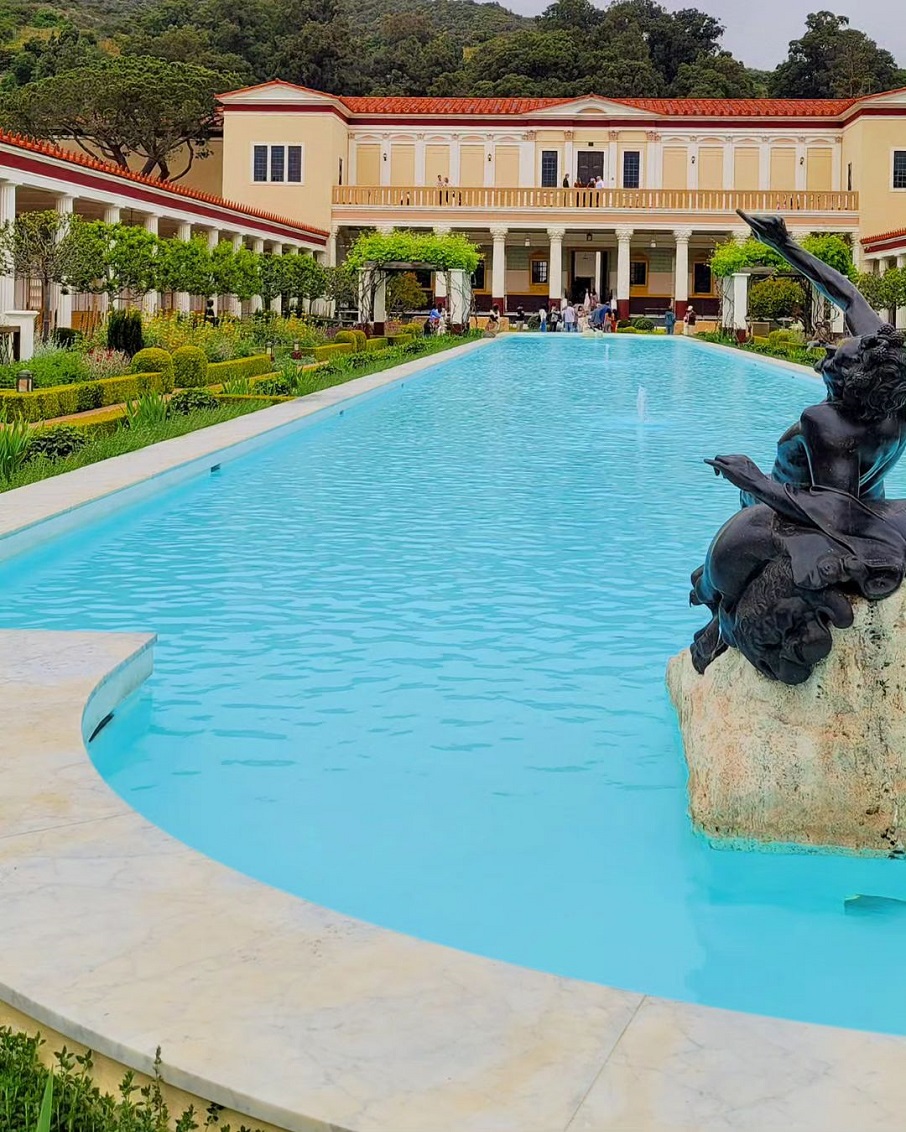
[664,306,676,335]
[562,174,571,189]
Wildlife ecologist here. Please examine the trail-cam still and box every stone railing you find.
[332,186,859,213]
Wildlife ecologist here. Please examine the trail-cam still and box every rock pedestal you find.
[667,590,906,855]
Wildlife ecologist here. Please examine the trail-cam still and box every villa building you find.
[0,82,905,341]
[212,81,906,319]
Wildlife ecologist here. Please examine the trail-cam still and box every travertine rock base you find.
[667,590,906,854]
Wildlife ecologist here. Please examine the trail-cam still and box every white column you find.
[229,232,244,316]
[327,225,339,268]
[851,233,863,274]
[547,227,564,303]
[732,272,749,337]
[608,135,618,187]
[564,134,574,184]
[414,136,426,186]
[269,241,282,313]
[687,142,699,190]
[54,194,74,329]
[251,237,265,312]
[758,142,771,190]
[99,204,122,313]
[483,141,494,187]
[449,137,461,186]
[674,228,691,314]
[795,141,807,191]
[434,226,451,305]
[379,142,391,186]
[832,138,843,192]
[0,180,16,315]
[142,214,159,315]
[594,249,602,296]
[207,228,220,315]
[897,253,906,331]
[645,135,662,189]
[490,226,507,304]
[616,227,633,316]
[722,145,735,190]
[174,221,192,314]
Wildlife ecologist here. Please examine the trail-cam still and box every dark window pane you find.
[894,151,906,190]
[531,260,549,285]
[253,145,268,182]
[270,146,285,182]
[629,260,647,287]
[575,151,604,185]
[540,150,559,187]
[693,262,712,294]
[622,151,641,189]
[288,145,303,183]
[472,260,486,289]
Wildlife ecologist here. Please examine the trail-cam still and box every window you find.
[252,144,304,183]
[541,150,559,187]
[693,261,712,295]
[531,259,549,285]
[894,151,906,190]
[576,151,604,185]
[622,151,641,189]
[629,260,647,289]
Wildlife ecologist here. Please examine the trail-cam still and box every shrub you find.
[768,328,805,347]
[748,277,807,322]
[169,387,219,414]
[251,377,292,396]
[616,319,632,328]
[0,417,31,479]
[131,347,173,377]
[631,317,655,331]
[26,424,87,462]
[84,348,131,381]
[616,326,639,333]
[124,392,169,429]
[52,327,79,349]
[106,309,144,356]
[333,330,359,349]
[0,349,89,389]
[352,329,368,351]
[172,344,208,388]
[366,336,389,351]
[206,355,273,387]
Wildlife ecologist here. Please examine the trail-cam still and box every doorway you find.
[575,151,604,186]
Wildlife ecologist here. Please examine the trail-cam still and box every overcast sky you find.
[503,0,905,70]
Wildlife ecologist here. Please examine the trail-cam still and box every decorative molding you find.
[609,130,621,141]
[490,226,509,240]
[615,227,634,241]
[547,227,566,240]
[673,228,693,242]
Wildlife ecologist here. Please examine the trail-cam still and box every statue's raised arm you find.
[737,210,882,338]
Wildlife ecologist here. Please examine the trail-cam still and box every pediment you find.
[533,96,656,119]
[843,86,906,114]
[218,81,339,107]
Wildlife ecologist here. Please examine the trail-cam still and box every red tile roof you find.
[337,95,858,118]
[862,227,906,248]
[0,128,328,240]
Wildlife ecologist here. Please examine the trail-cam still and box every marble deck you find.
[2,340,906,1132]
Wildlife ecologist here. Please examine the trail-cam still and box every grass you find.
[0,1026,264,1132]
[1,401,273,493]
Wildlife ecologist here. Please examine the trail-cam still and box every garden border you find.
[3,336,906,1132]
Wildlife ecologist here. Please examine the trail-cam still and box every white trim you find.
[250,141,305,185]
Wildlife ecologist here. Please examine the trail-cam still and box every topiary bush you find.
[106,309,144,356]
[631,317,655,331]
[26,424,87,462]
[171,344,208,388]
[169,387,219,414]
[333,330,358,349]
[616,319,632,329]
[748,277,807,322]
[130,347,173,378]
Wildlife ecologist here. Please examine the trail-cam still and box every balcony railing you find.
[333,186,859,213]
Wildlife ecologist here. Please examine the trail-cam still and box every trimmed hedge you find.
[172,345,208,388]
[215,393,294,405]
[206,355,274,385]
[0,371,171,422]
[311,342,354,362]
[365,336,389,351]
[333,330,360,350]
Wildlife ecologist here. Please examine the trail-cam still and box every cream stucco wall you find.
[843,117,906,238]
[55,138,224,197]
[221,109,347,232]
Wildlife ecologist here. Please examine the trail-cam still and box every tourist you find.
[664,306,676,335]
[562,174,571,189]
[594,174,605,189]
[429,304,442,333]
[564,302,577,332]
[603,309,614,333]
[515,304,526,330]
[539,306,547,332]
[590,304,607,331]
[487,305,500,334]
[549,306,560,332]
[683,305,697,336]
[577,303,589,333]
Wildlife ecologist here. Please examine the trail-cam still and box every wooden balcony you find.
[332,185,859,216]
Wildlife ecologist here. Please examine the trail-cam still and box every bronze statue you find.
[690,211,906,684]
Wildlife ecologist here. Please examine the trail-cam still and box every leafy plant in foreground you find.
[124,392,169,430]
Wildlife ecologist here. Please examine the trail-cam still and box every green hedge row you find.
[206,355,274,384]
[0,371,172,423]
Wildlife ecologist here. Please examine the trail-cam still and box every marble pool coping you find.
[3,339,906,1131]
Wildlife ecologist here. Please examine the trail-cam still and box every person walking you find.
[564,302,578,332]
[683,305,697,336]
[664,306,677,335]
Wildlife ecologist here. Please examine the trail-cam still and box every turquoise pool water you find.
[3,335,906,1033]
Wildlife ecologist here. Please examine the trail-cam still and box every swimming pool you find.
[3,335,905,1034]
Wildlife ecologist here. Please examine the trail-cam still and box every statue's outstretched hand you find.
[736,211,791,250]
[705,454,764,492]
